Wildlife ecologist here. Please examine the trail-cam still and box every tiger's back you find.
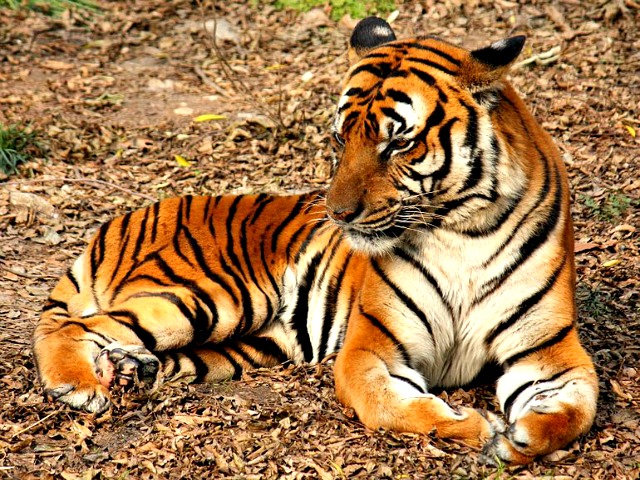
[33,17,597,465]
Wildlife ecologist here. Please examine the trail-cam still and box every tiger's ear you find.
[348,17,397,65]
[461,36,526,92]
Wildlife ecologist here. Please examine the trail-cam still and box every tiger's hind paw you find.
[45,382,112,414]
[96,343,160,390]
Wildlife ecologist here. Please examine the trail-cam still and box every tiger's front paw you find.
[96,343,160,390]
[480,431,536,465]
[480,410,572,465]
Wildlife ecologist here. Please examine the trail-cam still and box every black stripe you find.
[119,211,132,240]
[123,273,174,288]
[401,42,462,66]
[249,194,273,225]
[381,107,406,134]
[215,347,242,380]
[503,367,574,417]
[242,336,290,365]
[393,247,452,317]
[150,201,160,244]
[158,351,180,377]
[291,252,323,362]
[337,101,353,114]
[66,268,80,292]
[42,299,68,312]
[57,320,113,345]
[406,57,457,76]
[151,253,223,327]
[416,102,445,143]
[504,324,574,368]
[344,87,365,98]
[349,63,384,79]
[226,344,261,368]
[371,260,433,338]
[318,251,352,360]
[386,89,413,105]
[108,309,157,350]
[172,230,195,268]
[503,380,535,418]
[125,291,211,341]
[359,305,411,366]
[90,222,108,277]
[107,215,133,290]
[180,349,210,382]
[314,229,343,287]
[183,195,193,222]
[409,67,435,87]
[202,196,214,223]
[130,207,149,263]
[293,221,329,264]
[363,52,390,59]
[225,196,248,282]
[389,373,426,394]
[458,99,481,192]
[388,70,409,80]
[365,110,379,136]
[431,117,458,189]
[240,200,274,323]
[271,198,306,253]
[179,226,238,305]
[260,241,280,298]
[286,222,312,262]
[215,252,254,336]
[485,257,567,346]
[342,110,361,132]
[476,167,563,303]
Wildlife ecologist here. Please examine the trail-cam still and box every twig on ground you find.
[193,64,230,97]
[11,412,58,438]
[196,0,287,131]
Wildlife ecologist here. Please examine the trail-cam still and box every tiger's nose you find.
[328,204,363,223]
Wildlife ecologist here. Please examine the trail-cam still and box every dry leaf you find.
[602,259,622,267]
[174,154,191,167]
[41,60,74,70]
[193,113,227,122]
[624,125,636,137]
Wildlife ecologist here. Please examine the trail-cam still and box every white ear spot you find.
[490,39,510,51]
[372,24,392,38]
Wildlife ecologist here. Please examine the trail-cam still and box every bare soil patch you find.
[1,1,638,478]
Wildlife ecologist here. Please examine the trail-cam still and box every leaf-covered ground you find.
[0,1,638,478]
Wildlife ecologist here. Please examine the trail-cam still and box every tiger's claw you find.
[96,343,160,390]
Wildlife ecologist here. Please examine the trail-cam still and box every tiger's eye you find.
[389,138,413,152]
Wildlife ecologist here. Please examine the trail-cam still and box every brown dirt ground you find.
[0,0,638,478]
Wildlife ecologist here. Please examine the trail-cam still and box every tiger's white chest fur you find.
[387,223,561,388]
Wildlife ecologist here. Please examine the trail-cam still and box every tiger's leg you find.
[158,323,294,383]
[334,311,497,446]
[34,310,148,413]
[34,266,227,412]
[482,329,598,464]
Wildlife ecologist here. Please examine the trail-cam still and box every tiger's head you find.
[326,17,526,254]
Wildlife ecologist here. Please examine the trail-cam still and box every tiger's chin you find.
[342,228,402,256]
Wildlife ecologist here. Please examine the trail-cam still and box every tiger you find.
[33,17,598,464]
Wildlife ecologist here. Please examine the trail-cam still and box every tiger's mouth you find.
[337,221,407,255]
[330,203,437,254]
